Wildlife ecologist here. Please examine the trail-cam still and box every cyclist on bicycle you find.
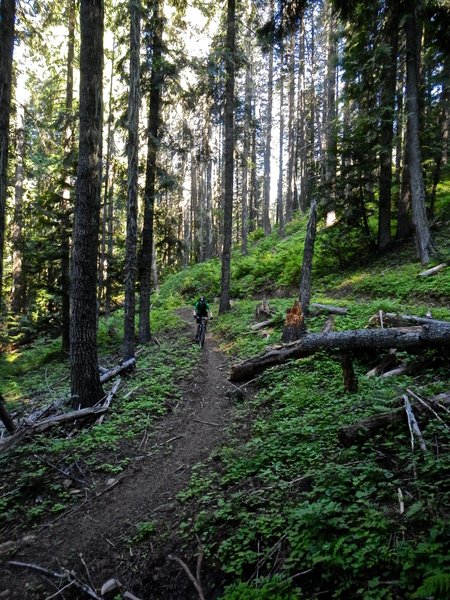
[193,296,212,340]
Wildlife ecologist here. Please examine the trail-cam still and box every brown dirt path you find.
[0,309,235,599]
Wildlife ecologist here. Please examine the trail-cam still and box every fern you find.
[413,574,450,599]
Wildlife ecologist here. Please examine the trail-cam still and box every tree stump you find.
[255,296,273,322]
[281,300,306,343]
[341,354,358,393]
[0,395,16,434]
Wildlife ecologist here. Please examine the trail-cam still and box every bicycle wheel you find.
[198,324,206,348]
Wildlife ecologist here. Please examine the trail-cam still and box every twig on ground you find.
[32,453,85,485]
[168,553,206,600]
[194,418,220,427]
[403,395,427,453]
[8,561,102,600]
[154,434,185,448]
[406,389,449,430]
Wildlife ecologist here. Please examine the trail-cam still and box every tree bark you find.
[139,0,163,341]
[377,2,399,251]
[230,324,450,382]
[98,42,116,313]
[276,45,285,235]
[0,0,15,307]
[405,0,433,263]
[124,0,141,360]
[262,0,274,236]
[299,198,317,314]
[60,0,76,353]
[285,31,296,223]
[241,41,252,256]
[219,0,235,314]
[323,0,337,205]
[11,86,25,314]
[70,0,105,408]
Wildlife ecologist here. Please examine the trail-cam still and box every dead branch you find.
[366,350,399,377]
[310,303,348,315]
[96,379,121,425]
[368,311,450,329]
[338,393,450,446]
[8,561,102,600]
[404,395,427,453]
[419,263,447,276]
[321,316,335,334]
[100,358,136,384]
[168,553,206,600]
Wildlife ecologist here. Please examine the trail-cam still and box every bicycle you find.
[195,316,208,348]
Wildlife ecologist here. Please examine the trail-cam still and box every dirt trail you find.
[0,310,234,599]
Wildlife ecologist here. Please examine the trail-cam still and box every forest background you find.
[1,0,450,598]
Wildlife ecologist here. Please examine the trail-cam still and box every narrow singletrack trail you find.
[0,309,235,599]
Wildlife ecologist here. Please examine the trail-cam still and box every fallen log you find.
[419,263,447,276]
[338,393,450,446]
[368,312,450,329]
[310,303,348,315]
[250,317,280,331]
[229,324,450,382]
[100,358,136,384]
[0,404,110,454]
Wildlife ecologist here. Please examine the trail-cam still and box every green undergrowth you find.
[178,297,450,599]
[0,305,195,531]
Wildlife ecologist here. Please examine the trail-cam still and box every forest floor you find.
[0,309,235,600]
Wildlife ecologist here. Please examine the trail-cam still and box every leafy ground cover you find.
[1,187,450,599]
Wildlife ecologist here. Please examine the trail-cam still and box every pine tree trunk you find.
[124,0,141,361]
[378,4,399,251]
[323,1,337,207]
[0,0,15,307]
[139,0,163,342]
[11,89,25,314]
[262,0,274,236]
[70,0,104,408]
[98,44,116,312]
[60,0,75,353]
[277,46,285,235]
[241,41,252,256]
[405,0,433,264]
[219,0,235,314]
[299,199,317,315]
[285,32,296,224]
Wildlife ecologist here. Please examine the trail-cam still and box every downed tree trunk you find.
[338,393,450,446]
[366,350,399,377]
[419,263,447,276]
[0,404,110,454]
[310,303,348,315]
[368,312,450,329]
[100,358,135,384]
[229,324,450,382]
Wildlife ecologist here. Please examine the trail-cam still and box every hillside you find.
[1,189,450,599]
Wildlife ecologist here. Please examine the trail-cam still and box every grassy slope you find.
[1,180,449,599]
[168,182,450,599]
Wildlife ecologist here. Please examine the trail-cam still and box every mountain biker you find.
[193,296,212,340]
